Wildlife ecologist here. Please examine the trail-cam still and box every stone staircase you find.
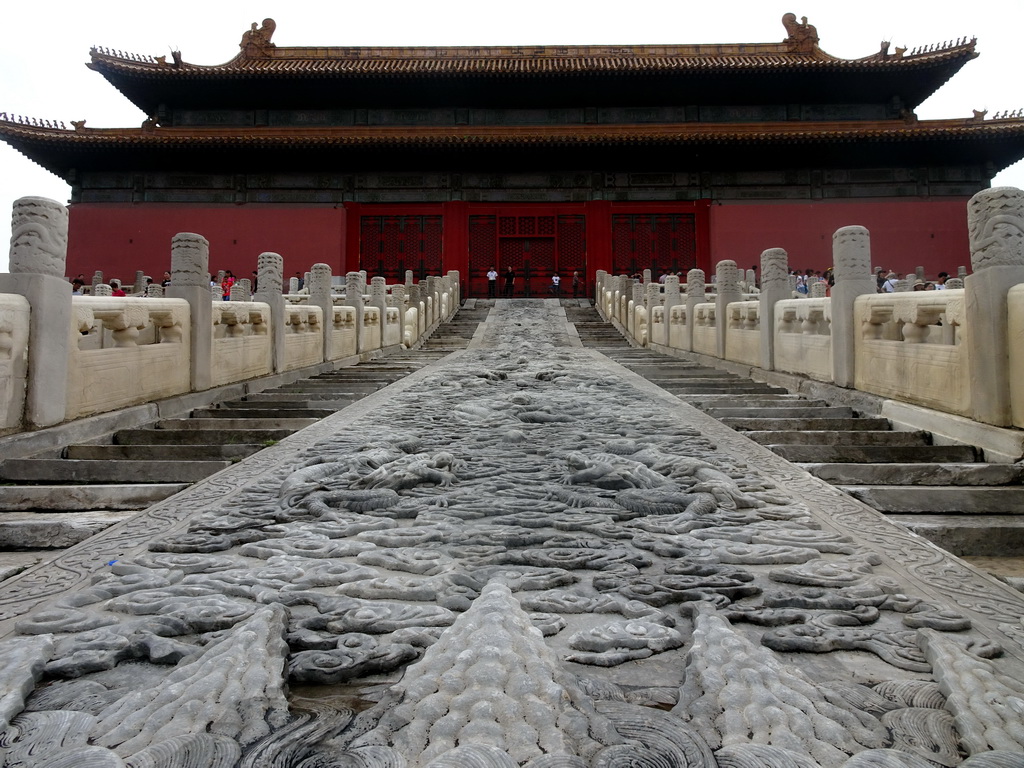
[571,306,1024,582]
[0,309,486,580]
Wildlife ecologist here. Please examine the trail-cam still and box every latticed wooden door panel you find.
[612,214,696,278]
[523,238,555,297]
[498,239,526,296]
[468,210,587,297]
[557,215,586,296]
[469,216,498,297]
[359,215,443,283]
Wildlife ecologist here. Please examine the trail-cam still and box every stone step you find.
[154,418,318,431]
[634,371,736,380]
[721,418,889,431]
[689,396,825,408]
[664,384,789,395]
[843,485,1024,513]
[889,515,1024,558]
[278,383,383,392]
[799,462,1024,486]
[191,407,337,419]
[0,552,44,582]
[0,459,231,484]
[241,392,361,403]
[769,444,980,463]
[747,430,929,446]
[0,484,187,511]
[64,444,264,461]
[0,512,133,550]
[114,428,294,445]
[707,407,856,419]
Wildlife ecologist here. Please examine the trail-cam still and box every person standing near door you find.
[487,266,498,298]
[503,267,516,297]
[572,270,581,298]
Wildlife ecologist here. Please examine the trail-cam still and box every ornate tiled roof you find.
[3,114,1022,149]
[79,16,981,118]
[86,17,977,79]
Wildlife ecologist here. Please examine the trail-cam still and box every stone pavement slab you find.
[0,301,1022,766]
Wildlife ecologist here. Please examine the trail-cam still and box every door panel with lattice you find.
[612,214,696,279]
[359,215,442,283]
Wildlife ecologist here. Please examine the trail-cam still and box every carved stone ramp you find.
[0,300,1021,767]
[573,306,1024,583]
[0,308,487,581]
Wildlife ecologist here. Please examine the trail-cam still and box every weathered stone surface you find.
[0,301,1021,766]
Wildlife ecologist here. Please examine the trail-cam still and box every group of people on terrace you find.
[485,267,584,298]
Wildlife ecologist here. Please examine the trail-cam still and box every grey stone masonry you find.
[759,247,789,371]
[0,197,71,427]
[166,232,212,391]
[254,252,286,373]
[714,260,742,358]
[831,226,877,388]
[965,187,1024,426]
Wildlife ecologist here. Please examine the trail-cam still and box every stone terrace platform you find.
[1,300,1023,767]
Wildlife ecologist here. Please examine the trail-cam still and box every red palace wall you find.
[66,198,971,289]
[708,199,971,278]
[67,204,348,284]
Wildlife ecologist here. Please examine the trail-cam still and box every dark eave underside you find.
[5,119,1024,179]
[87,51,977,113]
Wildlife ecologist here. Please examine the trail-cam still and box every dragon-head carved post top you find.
[686,269,705,298]
[833,226,872,281]
[782,13,819,54]
[9,197,68,277]
[170,233,210,288]
[715,260,741,294]
[240,18,277,58]
[760,248,789,287]
[968,187,1024,271]
[256,252,283,297]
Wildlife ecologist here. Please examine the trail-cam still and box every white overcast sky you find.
[1,1,1022,272]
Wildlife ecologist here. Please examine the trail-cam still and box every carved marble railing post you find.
[831,226,876,388]
[685,268,705,353]
[630,283,644,340]
[405,270,414,288]
[166,232,212,390]
[447,270,461,315]
[253,252,285,372]
[132,270,145,296]
[370,276,389,349]
[965,187,1024,425]
[662,275,682,332]
[595,270,608,319]
[0,197,71,427]
[288,276,300,293]
[229,278,250,302]
[425,276,438,327]
[309,264,334,361]
[642,268,652,284]
[758,248,789,370]
[91,270,103,292]
[346,272,366,352]
[408,283,424,340]
[714,261,742,359]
